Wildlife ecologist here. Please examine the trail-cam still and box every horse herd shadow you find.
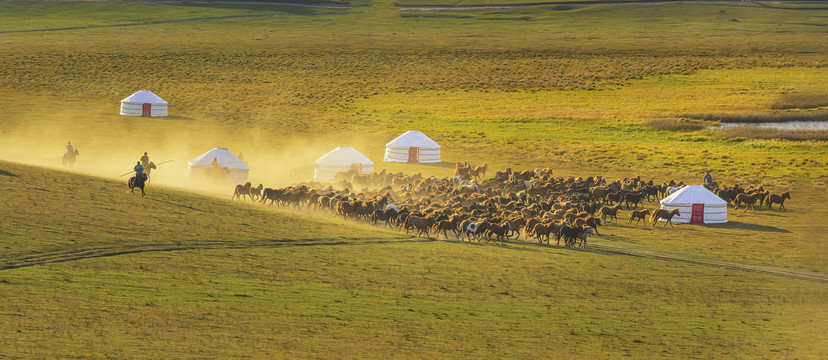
[0,169,17,177]
[699,221,790,233]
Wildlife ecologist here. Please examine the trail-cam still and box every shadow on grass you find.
[0,169,17,177]
[163,115,198,121]
[701,221,790,233]
[174,2,347,15]
[417,161,456,169]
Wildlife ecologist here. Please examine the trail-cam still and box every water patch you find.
[709,121,828,131]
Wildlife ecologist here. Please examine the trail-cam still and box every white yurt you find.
[120,90,168,117]
[384,130,441,163]
[659,185,728,224]
[187,147,248,183]
[314,146,373,182]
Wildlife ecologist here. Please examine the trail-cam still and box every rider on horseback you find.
[133,161,144,187]
[140,152,149,167]
[66,141,74,154]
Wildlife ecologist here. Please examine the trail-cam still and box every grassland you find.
[0,0,825,182]
[1,161,827,358]
[0,0,827,357]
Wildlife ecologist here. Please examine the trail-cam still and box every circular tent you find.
[314,146,373,182]
[384,130,441,163]
[659,185,728,224]
[187,147,248,183]
[120,90,168,117]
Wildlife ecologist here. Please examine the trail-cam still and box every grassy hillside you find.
[0,160,407,267]
[0,0,824,185]
[1,161,826,358]
[0,1,826,357]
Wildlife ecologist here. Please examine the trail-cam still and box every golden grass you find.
[0,2,827,357]
[1,161,826,358]
[770,93,828,110]
[684,111,828,124]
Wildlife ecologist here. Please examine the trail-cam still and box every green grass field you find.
[1,161,826,358]
[0,0,826,357]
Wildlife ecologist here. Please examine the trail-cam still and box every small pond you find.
[709,121,828,131]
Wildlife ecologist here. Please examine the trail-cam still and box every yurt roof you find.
[121,90,167,104]
[660,185,726,205]
[315,146,373,166]
[188,147,249,170]
[386,130,440,149]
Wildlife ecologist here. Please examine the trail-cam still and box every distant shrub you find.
[770,93,828,110]
[647,119,707,131]
[722,126,828,141]
[683,111,828,123]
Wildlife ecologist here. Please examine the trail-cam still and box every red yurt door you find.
[690,204,704,223]
[350,163,363,174]
[141,103,152,117]
[408,147,419,163]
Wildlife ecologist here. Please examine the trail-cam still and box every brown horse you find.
[502,217,526,239]
[485,222,509,245]
[733,193,759,211]
[531,222,555,244]
[128,174,147,197]
[62,149,79,168]
[431,219,459,239]
[651,208,680,227]
[232,182,252,201]
[248,184,264,201]
[766,192,791,211]
[404,216,434,237]
[600,204,622,224]
[469,163,488,180]
[628,209,651,226]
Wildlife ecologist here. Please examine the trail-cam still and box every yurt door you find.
[691,204,704,223]
[141,103,152,117]
[408,147,419,163]
[350,163,363,174]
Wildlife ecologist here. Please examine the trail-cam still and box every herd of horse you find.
[229,164,793,247]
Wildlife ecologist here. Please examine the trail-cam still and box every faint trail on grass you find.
[0,14,282,34]
[589,242,828,283]
[2,236,827,283]
[0,237,418,271]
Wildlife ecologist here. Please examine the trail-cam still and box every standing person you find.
[66,141,74,154]
[140,152,150,167]
[703,171,713,186]
[133,161,144,187]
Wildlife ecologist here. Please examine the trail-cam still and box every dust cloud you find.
[0,108,366,197]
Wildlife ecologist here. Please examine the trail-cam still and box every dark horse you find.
[62,149,79,168]
[128,174,148,197]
